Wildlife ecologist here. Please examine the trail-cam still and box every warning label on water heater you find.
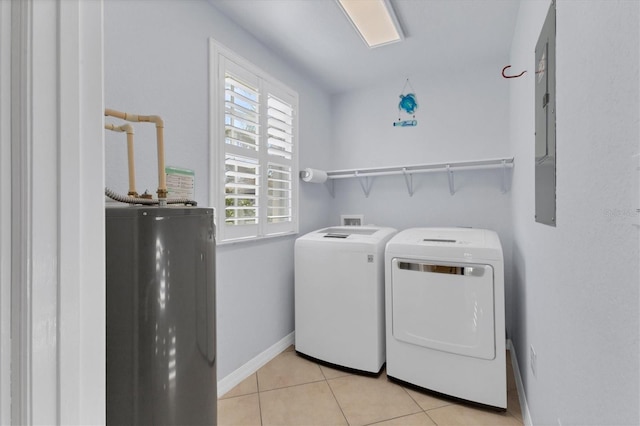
[165,166,195,200]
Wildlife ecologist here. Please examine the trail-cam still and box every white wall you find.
[328,58,515,320]
[0,1,11,422]
[509,1,640,425]
[104,0,333,380]
[330,61,512,170]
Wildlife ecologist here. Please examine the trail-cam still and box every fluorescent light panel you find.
[337,0,404,48]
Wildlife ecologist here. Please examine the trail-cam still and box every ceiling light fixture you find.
[336,0,404,48]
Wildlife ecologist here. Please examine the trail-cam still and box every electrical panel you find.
[535,2,556,226]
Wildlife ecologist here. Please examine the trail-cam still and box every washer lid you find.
[298,226,397,243]
[322,227,378,237]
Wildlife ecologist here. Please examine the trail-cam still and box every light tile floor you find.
[218,346,524,426]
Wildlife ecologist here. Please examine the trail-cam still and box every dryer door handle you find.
[397,261,485,277]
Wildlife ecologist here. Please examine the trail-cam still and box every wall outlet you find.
[530,345,537,377]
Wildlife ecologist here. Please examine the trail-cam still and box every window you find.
[210,40,299,242]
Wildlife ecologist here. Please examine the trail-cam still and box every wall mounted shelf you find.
[306,157,514,198]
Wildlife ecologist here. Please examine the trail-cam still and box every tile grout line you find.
[399,384,445,424]
[424,409,439,425]
[362,411,427,426]
[255,373,264,426]
[324,376,350,426]
[258,377,328,394]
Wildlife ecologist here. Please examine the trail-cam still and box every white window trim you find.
[209,39,299,244]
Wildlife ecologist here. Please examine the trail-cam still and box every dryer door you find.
[391,258,495,360]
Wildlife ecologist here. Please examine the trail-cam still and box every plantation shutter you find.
[221,59,260,240]
[214,47,298,242]
[265,85,296,235]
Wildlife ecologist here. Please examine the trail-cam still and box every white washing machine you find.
[295,226,397,374]
[385,227,506,409]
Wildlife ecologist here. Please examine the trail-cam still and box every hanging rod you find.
[320,157,514,197]
[325,157,514,179]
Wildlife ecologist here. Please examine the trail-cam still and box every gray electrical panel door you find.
[535,2,556,226]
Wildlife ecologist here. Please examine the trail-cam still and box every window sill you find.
[216,230,299,246]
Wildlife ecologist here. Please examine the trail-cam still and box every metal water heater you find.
[106,205,216,425]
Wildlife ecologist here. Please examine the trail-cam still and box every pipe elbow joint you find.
[141,115,164,128]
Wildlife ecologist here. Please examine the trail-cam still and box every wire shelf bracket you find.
[355,171,373,198]
[402,168,414,197]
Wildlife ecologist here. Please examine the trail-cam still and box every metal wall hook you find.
[502,65,527,79]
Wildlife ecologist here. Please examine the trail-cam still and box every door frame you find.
[3,0,105,423]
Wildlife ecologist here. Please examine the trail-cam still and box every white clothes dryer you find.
[385,227,506,409]
[295,226,397,374]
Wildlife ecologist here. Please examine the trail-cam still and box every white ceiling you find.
[208,0,521,94]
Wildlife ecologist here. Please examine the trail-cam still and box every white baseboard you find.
[507,339,533,426]
[217,331,295,397]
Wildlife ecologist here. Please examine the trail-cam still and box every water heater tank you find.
[106,205,216,425]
